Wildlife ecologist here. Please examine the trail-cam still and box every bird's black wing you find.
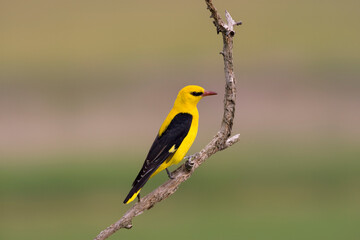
[123,113,192,203]
[132,112,192,186]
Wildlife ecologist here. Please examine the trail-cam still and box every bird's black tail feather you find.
[123,167,158,204]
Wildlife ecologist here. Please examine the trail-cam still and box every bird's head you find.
[175,85,217,107]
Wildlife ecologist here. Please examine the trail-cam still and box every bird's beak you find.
[202,90,217,97]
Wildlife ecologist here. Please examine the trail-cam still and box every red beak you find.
[202,90,217,97]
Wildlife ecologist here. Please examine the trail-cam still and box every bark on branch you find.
[94,1,241,239]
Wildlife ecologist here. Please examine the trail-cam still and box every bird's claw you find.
[137,193,141,203]
[185,156,195,171]
[166,168,175,179]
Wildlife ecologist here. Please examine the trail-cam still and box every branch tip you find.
[225,134,241,147]
[125,224,132,229]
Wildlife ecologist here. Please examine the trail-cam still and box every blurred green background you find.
[1,0,359,239]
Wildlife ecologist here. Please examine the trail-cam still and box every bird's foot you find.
[166,168,175,179]
[185,155,195,171]
[137,193,141,203]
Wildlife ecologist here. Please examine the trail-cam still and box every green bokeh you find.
[1,142,359,239]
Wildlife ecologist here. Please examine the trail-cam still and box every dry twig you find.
[94,1,241,239]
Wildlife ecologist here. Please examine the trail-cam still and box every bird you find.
[123,85,217,204]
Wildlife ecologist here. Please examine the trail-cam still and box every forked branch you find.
[94,1,241,239]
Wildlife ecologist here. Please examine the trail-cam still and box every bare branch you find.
[226,133,241,148]
[94,1,241,239]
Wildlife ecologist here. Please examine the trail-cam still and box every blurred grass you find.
[1,141,359,240]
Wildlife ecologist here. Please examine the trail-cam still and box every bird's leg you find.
[185,154,195,171]
[137,193,141,203]
[166,168,175,179]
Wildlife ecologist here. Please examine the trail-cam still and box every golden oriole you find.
[123,85,217,204]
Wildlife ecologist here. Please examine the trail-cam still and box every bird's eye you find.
[191,91,203,96]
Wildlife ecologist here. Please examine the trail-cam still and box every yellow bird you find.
[123,85,217,204]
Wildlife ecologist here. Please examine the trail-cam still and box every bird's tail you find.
[123,188,141,204]
[123,166,158,204]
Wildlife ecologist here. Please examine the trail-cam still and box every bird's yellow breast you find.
[169,112,198,165]
[152,106,199,176]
